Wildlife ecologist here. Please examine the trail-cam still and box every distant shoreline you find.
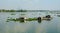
[0,9,27,12]
[0,9,60,13]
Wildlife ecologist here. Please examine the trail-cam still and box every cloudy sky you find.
[0,0,60,10]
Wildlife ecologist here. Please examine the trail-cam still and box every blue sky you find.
[0,0,60,10]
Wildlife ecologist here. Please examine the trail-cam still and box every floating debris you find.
[6,20,9,22]
[57,15,60,17]
[11,13,15,15]
[21,14,25,15]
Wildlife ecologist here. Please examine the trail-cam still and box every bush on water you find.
[37,17,41,23]
[19,17,24,22]
[45,15,51,18]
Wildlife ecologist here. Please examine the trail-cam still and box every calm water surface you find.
[0,12,60,33]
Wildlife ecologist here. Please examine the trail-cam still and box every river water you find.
[0,12,60,33]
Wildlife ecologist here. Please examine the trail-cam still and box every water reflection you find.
[0,12,60,33]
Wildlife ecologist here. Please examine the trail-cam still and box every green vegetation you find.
[11,13,15,15]
[0,9,27,12]
[7,17,37,22]
[17,9,27,12]
[26,18,37,21]
[0,9,60,12]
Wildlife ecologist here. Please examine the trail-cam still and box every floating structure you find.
[7,15,52,23]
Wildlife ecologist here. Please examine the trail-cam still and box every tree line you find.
[0,9,27,12]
